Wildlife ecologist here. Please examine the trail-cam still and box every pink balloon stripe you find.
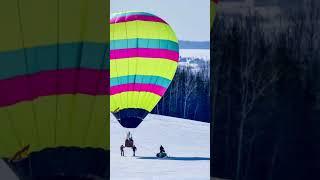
[110,48,179,62]
[110,83,166,96]
[110,15,167,24]
[0,69,109,107]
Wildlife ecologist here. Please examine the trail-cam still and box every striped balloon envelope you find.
[0,0,109,178]
[110,11,179,128]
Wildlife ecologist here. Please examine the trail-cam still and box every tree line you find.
[211,1,320,180]
[152,62,211,122]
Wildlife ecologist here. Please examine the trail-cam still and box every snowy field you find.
[179,49,210,60]
[111,114,210,180]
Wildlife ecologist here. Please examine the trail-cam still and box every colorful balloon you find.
[0,0,109,178]
[110,11,179,128]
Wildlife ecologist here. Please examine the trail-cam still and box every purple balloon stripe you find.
[0,69,109,107]
[110,15,167,24]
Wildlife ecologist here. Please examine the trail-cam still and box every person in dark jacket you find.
[132,145,137,156]
[120,145,124,156]
[160,145,165,153]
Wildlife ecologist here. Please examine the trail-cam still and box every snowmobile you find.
[156,152,168,158]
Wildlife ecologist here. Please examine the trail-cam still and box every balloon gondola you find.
[124,132,134,148]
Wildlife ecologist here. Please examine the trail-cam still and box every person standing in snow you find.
[160,145,165,153]
[132,145,137,156]
[120,145,124,156]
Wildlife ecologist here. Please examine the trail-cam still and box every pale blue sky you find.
[111,0,210,41]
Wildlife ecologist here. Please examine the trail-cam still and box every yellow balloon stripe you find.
[110,58,178,80]
[0,0,108,52]
[0,94,109,158]
[110,21,178,42]
[111,92,161,112]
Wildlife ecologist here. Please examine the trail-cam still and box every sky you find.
[111,0,210,41]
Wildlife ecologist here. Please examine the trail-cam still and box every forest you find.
[152,62,211,122]
[211,1,320,180]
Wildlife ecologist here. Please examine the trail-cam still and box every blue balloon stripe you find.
[110,12,156,19]
[110,75,171,88]
[110,38,179,52]
[0,42,108,80]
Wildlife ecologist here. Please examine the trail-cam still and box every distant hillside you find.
[179,40,210,49]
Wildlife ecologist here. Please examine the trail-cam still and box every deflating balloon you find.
[0,0,109,178]
[110,11,179,128]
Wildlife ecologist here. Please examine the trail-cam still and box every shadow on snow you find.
[136,156,209,161]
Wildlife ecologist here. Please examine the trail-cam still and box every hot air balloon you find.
[110,11,179,145]
[0,1,109,179]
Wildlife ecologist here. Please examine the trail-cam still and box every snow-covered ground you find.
[111,114,210,180]
[179,49,210,73]
[179,49,210,61]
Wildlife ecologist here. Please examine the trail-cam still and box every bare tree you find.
[235,16,280,180]
[183,67,198,119]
